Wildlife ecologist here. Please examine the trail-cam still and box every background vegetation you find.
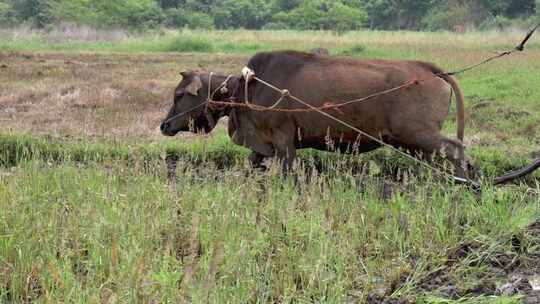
[0,0,539,32]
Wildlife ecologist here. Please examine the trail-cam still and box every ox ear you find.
[185,75,202,96]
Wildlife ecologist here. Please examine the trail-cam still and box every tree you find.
[360,0,439,30]
[46,0,165,28]
[1,0,537,31]
[184,11,213,29]
[270,0,302,12]
[423,1,489,31]
[274,0,367,31]
[278,0,327,30]
[7,0,51,26]
[504,0,535,17]
[326,2,367,33]
[0,1,13,24]
[359,0,398,29]
[213,0,271,29]
[157,0,184,9]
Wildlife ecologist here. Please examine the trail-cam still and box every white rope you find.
[207,72,214,102]
[242,66,290,109]
[210,74,233,101]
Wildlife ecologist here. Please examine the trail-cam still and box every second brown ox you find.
[162,50,471,178]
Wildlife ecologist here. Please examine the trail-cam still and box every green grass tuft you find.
[164,35,214,53]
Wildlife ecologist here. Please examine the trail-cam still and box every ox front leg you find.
[248,151,267,170]
[272,126,297,174]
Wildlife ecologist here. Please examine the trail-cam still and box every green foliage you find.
[360,0,436,30]
[478,15,515,31]
[0,1,12,24]
[8,0,52,26]
[183,11,214,29]
[45,0,165,28]
[213,0,271,29]
[163,7,186,27]
[1,0,538,31]
[273,0,367,31]
[480,0,535,17]
[326,2,367,33]
[335,44,365,56]
[262,21,288,30]
[424,0,537,31]
[422,2,490,31]
[164,35,214,52]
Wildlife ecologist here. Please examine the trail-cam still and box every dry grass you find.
[0,23,129,43]
[0,52,246,139]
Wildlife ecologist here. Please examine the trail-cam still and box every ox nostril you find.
[160,122,168,131]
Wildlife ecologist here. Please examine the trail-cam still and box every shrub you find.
[0,2,12,25]
[183,11,214,30]
[326,2,367,33]
[165,35,214,53]
[212,0,272,29]
[45,0,165,29]
[423,2,490,31]
[273,0,367,32]
[336,44,365,56]
[262,22,288,30]
[478,15,539,31]
[164,8,186,28]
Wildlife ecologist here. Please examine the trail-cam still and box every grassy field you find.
[1,29,540,303]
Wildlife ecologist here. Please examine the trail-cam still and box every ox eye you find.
[174,93,184,104]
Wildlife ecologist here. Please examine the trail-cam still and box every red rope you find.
[207,79,421,113]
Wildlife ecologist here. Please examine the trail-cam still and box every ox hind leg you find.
[403,132,472,180]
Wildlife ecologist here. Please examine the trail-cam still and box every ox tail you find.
[438,74,465,142]
[435,67,540,185]
[420,62,466,142]
[420,63,540,186]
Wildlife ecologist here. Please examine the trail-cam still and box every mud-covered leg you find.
[272,126,297,175]
[165,153,179,182]
[248,151,267,170]
[434,137,466,178]
[436,139,481,191]
[438,137,477,180]
[404,132,472,180]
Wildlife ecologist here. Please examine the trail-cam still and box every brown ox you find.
[161,51,540,182]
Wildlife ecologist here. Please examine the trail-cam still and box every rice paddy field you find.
[0,29,540,303]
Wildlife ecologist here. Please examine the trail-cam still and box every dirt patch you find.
[0,52,247,139]
[365,220,540,302]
